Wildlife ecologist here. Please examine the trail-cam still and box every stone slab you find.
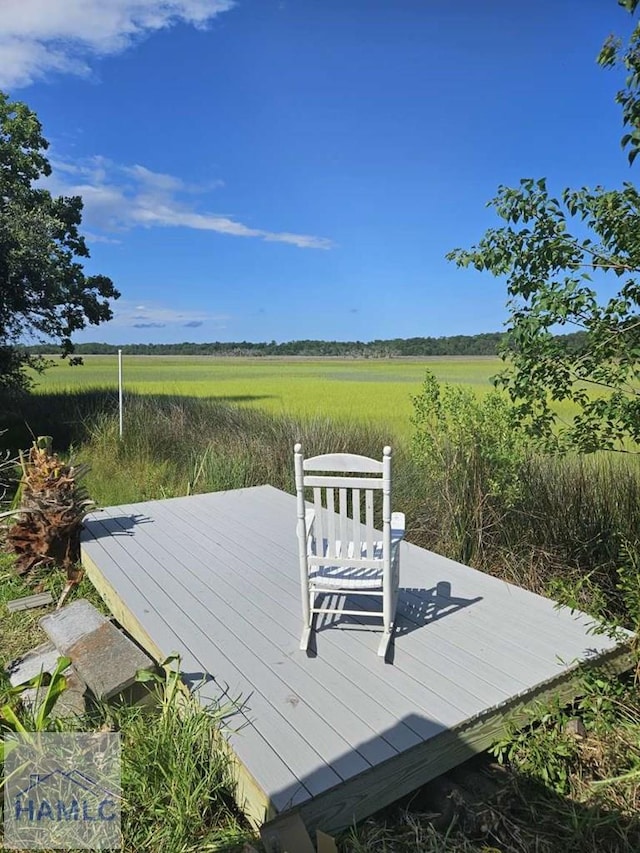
[6,642,61,687]
[67,620,155,700]
[5,642,85,717]
[39,599,107,650]
[51,669,87,718]
[40,598,155,701]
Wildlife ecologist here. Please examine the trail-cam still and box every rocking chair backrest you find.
[294,445,392,564]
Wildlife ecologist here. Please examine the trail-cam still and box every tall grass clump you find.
[508,454,640,623]
[0,389,118,453]
[80,392,397,505]
[115,672,251,852]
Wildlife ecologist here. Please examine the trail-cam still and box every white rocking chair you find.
[294,443,405,659]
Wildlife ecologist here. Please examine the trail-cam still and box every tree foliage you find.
[0,91,119,393]
[447,3,640,452]
[24,332,510,357]
[599,0,640,164]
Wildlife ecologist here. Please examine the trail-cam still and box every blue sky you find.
[3,0,636,344]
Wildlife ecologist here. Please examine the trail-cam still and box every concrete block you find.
[40,599,155,701]
[50,669,87,719]
[6,642,62,688]
[5,642,86,717]
[566,717,587,739]
[66,620,155,701]
[39,599,107,651]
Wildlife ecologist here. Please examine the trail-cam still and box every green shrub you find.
[410,370,528,564]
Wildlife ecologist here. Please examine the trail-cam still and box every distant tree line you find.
[23,331,588,358]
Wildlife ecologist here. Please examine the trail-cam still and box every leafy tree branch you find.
[0,91,119,394]
[447,3,640,453]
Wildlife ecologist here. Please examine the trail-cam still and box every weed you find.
[111,660,254,852]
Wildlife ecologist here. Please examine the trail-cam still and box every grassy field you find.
[32,355,502,436]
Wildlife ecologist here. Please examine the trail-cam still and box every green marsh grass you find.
[80,393,397,505]
[31,355,502,437]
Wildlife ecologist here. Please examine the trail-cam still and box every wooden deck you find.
[80,484,631,838]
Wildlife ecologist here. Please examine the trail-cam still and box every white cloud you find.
[110,300,229,329]
[0,0,235,88]
[83,231,122,244]
[48,155,333,250]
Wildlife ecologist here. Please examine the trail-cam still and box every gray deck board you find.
[145,499,499,716]
[174,487,606,679]
[81,484,627,827]
[106,501,416,757]
[93,507,391,778]
[153,508,535,726]
[83,515,343,804]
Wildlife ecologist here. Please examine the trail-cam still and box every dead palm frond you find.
[7,437,94,585]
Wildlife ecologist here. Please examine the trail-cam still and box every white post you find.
[118,349,123,440]
[294,443,312,650]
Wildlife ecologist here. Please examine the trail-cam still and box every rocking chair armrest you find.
[391,511,405,546]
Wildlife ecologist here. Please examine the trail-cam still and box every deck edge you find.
[81,543,275,829]
[275,641,635,836]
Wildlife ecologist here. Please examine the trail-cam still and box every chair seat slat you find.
[310,569,383,589]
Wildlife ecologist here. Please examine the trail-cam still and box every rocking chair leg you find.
[300,625,312,651]
[300,608,316,651]
[300,589,316,651]
[377,627,393,659]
